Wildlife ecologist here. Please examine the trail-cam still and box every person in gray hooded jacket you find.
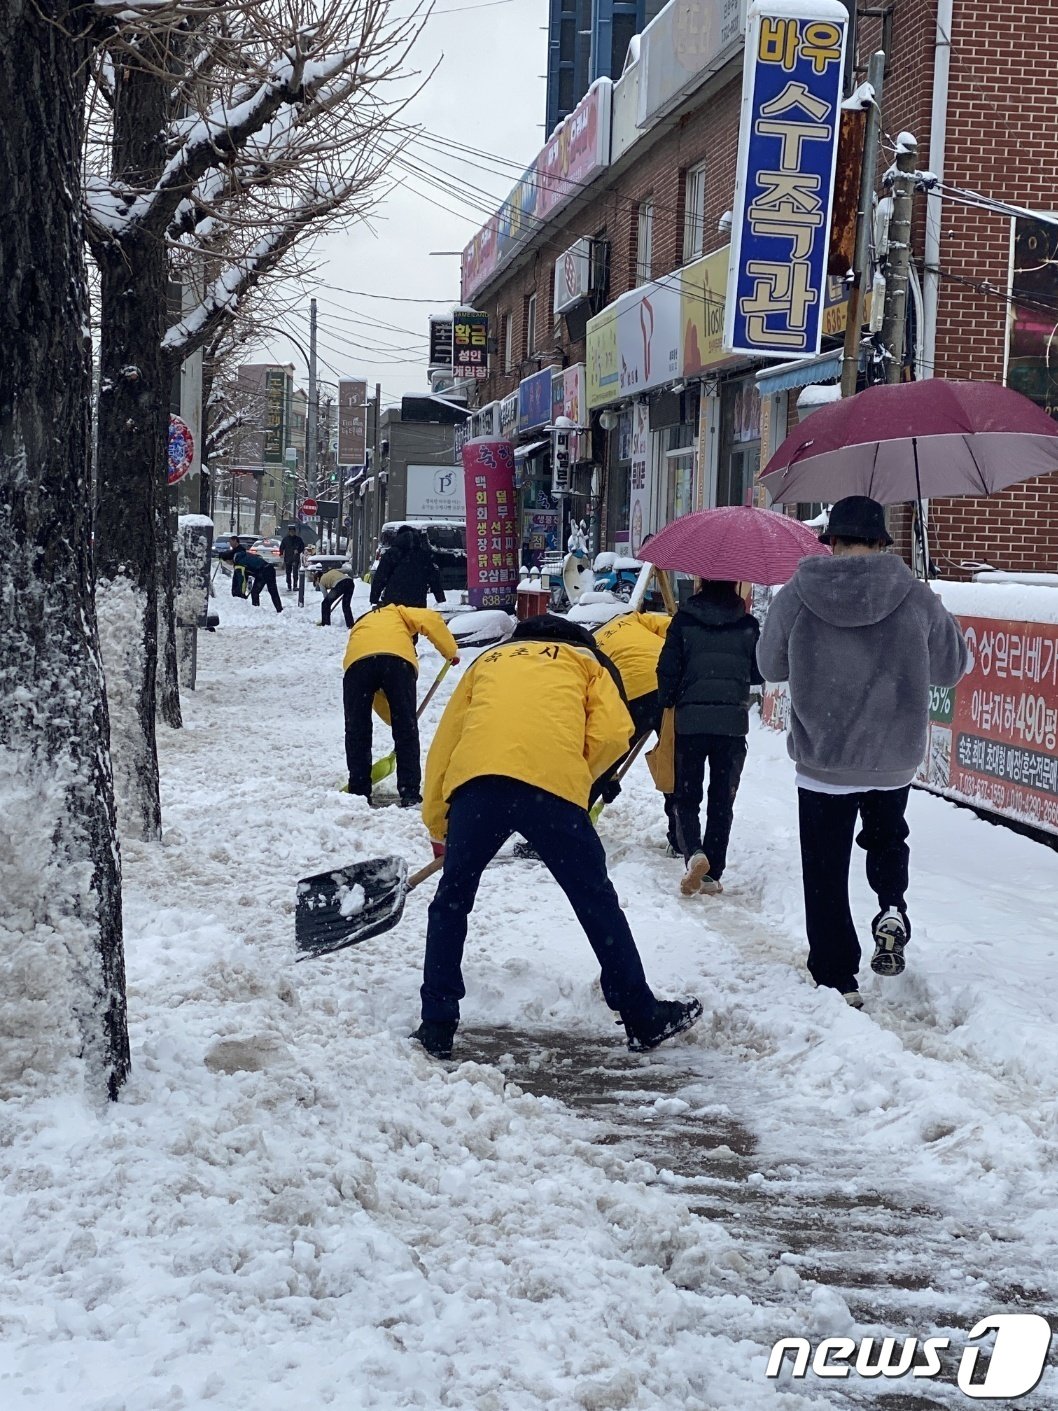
[757,496,968,1006]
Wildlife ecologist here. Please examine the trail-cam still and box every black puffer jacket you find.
[369,526,446,607]
[656,590,763,736]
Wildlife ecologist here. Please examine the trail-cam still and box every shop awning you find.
[754,348,843,395]
[514,438,550,460]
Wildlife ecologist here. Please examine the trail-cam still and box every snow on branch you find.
[161,173,361,358]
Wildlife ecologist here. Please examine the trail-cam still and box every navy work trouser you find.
[421,776,656,1027]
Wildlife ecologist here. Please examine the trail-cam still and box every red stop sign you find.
[300,498,318,516]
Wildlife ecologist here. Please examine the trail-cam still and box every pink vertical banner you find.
[462,437,519,610]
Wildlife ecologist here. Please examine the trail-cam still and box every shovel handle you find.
[416,660,451,720]
[408,855,445,889]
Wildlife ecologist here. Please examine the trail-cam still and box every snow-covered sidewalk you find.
[3,593,1057,1409]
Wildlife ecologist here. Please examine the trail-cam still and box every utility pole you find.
[306,297,318,497]
[841,50,886,397]
[879,132,918,385]
[372,382,383,556]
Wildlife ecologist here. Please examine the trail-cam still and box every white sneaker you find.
[843,991,865,1010]
[871,908,908,976]
[680,852,712,896]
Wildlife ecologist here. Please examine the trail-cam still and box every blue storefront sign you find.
[725,0,848,359]
[517,367,555,433]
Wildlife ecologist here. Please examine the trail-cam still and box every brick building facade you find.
[456,0,1058,575]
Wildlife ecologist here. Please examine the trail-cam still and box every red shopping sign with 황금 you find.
[461,438,519,611]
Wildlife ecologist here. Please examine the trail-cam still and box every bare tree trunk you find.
[0,0,130,1099]
[94,43,169,840]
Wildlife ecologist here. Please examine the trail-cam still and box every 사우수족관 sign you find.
[725,0,847,359]
[461,439,519,610]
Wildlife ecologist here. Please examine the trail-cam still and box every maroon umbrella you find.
[759,380,1058,506]
[639,506,830,586]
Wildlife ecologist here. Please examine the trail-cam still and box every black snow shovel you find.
[295,854,445,960]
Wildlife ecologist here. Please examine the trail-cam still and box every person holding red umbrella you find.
[757,497,968,1007]
[656,580,764,897]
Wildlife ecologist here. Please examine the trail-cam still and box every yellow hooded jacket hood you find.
[593,612,671,703]
[422,638,634,840]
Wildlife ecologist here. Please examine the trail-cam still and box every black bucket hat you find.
[819,496,893,546]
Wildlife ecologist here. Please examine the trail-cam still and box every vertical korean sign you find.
[724,0,847,359]
[337,380,368,466]
[453,312,489,380]
[263,368,287,465]
[462,438,519,610]
[628,402,650,556]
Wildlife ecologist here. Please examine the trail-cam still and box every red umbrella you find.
[760,380,1058,505]
[639,506,830,586]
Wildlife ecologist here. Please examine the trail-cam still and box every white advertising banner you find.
[629,402,651,555]
[616,281,683,396]
[406,463,467,520]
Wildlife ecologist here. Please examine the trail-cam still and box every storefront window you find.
[718,380,762,506]
[604,411,632,550]
[664,423,695,526]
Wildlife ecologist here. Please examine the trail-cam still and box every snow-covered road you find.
[3,587,1057,1409]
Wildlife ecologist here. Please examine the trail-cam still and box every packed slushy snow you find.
[2,584,1056,1409]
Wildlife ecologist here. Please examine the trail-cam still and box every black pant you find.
[321,578,356,627]
[421,776,656,1027]
[283,556,300,590]
[343,656,419,798]
[249,565,282,611]
[671,733,747,880]
[797,786,911,991]
[589,691,678,841]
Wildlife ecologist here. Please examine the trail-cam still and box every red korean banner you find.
[759,611,1058,838]
[462,438,519,610]
[918,616,1058,837]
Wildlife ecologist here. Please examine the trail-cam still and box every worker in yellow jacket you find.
[343,604,459,806]
[590,611,674,823]
[412,615,702,1060]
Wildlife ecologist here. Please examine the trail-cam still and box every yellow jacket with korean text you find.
[593,612,671,703]
[342,604,458,676]
[422,639,634,840]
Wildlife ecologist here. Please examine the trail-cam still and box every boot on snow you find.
[411,1021,456,1059]
[871,908,909,976]
[623,998,703,1053]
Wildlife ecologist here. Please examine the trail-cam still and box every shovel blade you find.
[295,856,409,959]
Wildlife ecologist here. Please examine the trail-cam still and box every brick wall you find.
[472,3,1058,574]
[470,69,744,407]
[866,0,1058,574]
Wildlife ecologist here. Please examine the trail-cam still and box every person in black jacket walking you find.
[656,580,762,896]
[278,530,306,589]
[369,526,446,608]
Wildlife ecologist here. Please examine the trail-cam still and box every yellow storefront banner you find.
[586,303,620,409]
[682,244,734,378]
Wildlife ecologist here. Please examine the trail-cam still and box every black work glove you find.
[599,778,621,804]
